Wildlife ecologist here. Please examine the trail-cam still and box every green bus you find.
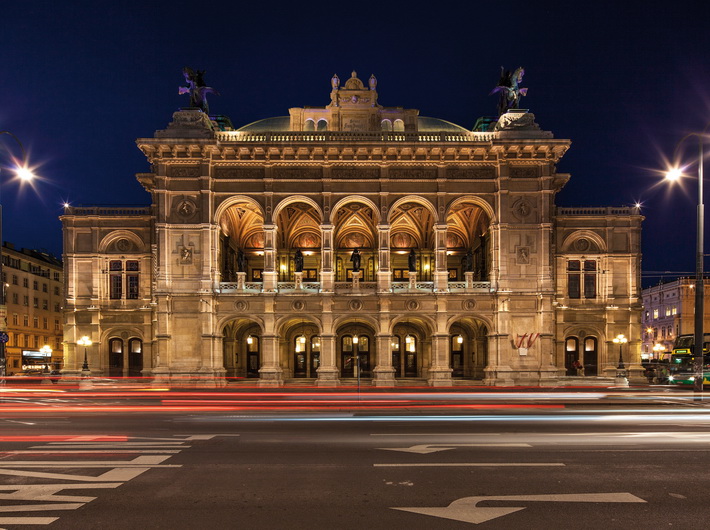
[668,333,710,386]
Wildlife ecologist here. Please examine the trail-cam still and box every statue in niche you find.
[236,249,247,273]
[490,66,528,116]
[179,67,219,114]
[462,249,474,273]
[294,249,304,273]
[350,248,361,273]
[408,249,417,272]
[181,247,192,262]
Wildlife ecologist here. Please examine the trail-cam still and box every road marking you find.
[393,492,645,524]
[0,455,180,468]
[0,516,58,524]
[371,433,501,436]
[0,504,84,512]
[376,463,565,467]
[0,467,158,482]
[378,443,531,454]
[2,450,182,454]
[29,445,190,449]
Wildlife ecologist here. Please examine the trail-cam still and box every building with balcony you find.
[60,71,643,385]
[641,278,710,359]
[1,242,64,374]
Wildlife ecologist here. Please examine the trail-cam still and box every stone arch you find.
[98,231,146,253]
[329,195,381,225]
[304,119,315,132]
[388,314,436,335]
[100,327,146,377]
[560,230,607,253]
[317,119,328,131]
[218,315,265,335]
[446,195,496,224]
[381,119,393,131]
[393,119,404,132]
[214,195,265,225]
[272,195,324,223]
[388,196,438,224]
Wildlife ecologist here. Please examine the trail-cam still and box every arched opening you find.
[565,336,579,376]
[304,119,315,132]
[392,322,421,378]
[287,321,320,378]
[333,201,377,282]
[583,336,598,376]
[338,324,373,378]
[381,119,393,131]
[317,119,328,131]
[108,338,123,378]
[389,201,436,282]
[393,119,405,132]
[449,318,489,379]
[446,201,492,282]
[222,319,261,379]
[128,338,143,377]
[217,201,264,283]
[275,202,322,283]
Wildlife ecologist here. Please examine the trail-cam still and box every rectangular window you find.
[583,260,596,299]
[33,281,38,290]
[23,295,28,306]
[653,309,659,319]
[126,261,139,271]
[12,314,18,326]
[33,317,38,328]
[54,272,60,281]
[42,283,47,293]
[54,303,60,312]
[33,297,38,308]
[110,274,122,299]
[109,260,123,271]
[42,299,48,310]
[665,307,671,317]
[23,315,29,326]
[12,275,17,285]
[54,319,60,331]
[127,274,139,299]
[23,278,28,288]
[567,260,581,299]
[43,317,48,330]
[54,286,60,295]
[12,293,18,304]
[672,307,677,315]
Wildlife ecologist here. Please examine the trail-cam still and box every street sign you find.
[393,492,646,524]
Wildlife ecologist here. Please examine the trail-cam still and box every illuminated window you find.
[672,307,677,315]
[665,307,671,317]
[653,309,659,319]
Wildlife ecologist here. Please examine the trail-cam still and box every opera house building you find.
[60,71,643,386]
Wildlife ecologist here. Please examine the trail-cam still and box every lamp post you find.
[78,336,92,375]
[652,343,665,361]
[40,345,52,373]
[613,333,628,387]
[665,130,708,393]
[0,131,36,381]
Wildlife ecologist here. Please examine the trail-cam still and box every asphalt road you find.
[1,390,710,529]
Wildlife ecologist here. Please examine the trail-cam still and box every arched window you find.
[393,119,405,132]
[304,119,315,131]
[317,119,328,131]
[381,119,393,131]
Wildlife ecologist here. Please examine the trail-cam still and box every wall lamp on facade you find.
[77,335,92,374]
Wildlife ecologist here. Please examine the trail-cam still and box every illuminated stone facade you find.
[61,72,644,385]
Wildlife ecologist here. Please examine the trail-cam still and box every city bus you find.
[668,333,710,386]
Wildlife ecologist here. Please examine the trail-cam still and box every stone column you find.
[262,224,278,292]
[377,224,391,292]
[258,333,283,387]
[316,333,340,386]
[433,223,448,292]
[320,224,334,292]
[428,333,453,386]
[373,334,396,386]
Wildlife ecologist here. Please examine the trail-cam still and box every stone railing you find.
[217,280,493,294]
[215,130,495,143]
[557,207,640,216]
[448,281,494,293]
[392,282,435,292]
[64,206,152,216]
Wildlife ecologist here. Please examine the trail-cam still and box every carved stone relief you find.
[515,246,531,264]
[274,168,321,180]
[511,198,534,221]
[348,300,363,311]
[447,167,496,179]
[235,300,249,312]
[405,299,420,311]
[389,168,437,179]
[214,167,265,179]
[332,167,379,179]
[169,166,201,178]
[462,299,476,311]
[510,166,539,178]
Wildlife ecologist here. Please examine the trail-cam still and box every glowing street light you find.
[613,333,628,387]
[663,129,708,393]
[40,344,52,372]
[78,335,93,375]
[652,342,665,360]
[0,131,37,381]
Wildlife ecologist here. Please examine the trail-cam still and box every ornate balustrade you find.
[215,130,494,143]
[217,280,493,294]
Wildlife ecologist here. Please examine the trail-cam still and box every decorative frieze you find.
[389,168,436,179]
[214,167,265,179]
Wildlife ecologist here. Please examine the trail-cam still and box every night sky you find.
[1,1,708,286]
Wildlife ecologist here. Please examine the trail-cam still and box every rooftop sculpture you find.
[179,67,219,114]
[490,66,528,116]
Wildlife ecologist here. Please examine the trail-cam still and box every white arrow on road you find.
[393,492,646,524]
[378,443,531,454]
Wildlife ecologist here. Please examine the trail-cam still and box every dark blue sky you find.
[1,1,708,285]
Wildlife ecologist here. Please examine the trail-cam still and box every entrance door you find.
[246,335,260,377]
[391,337,402,378]
[451,334,464,378]
[583,336,598,376]
[404,334,417,377]
[128,339,143,377]
[108,338,123,378]
[341,334,370,378]
[294,334,307,377]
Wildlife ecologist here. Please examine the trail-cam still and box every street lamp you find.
[613,333,628,386]
[664,130,708,393]
[652,343,665,361]
[0,131,36,381]
[40,344,52,373]
[78,336,92,375]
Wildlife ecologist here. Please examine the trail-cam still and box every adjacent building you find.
[60,71,644,385]
[641,278,710,359]
[1,242,64,374]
